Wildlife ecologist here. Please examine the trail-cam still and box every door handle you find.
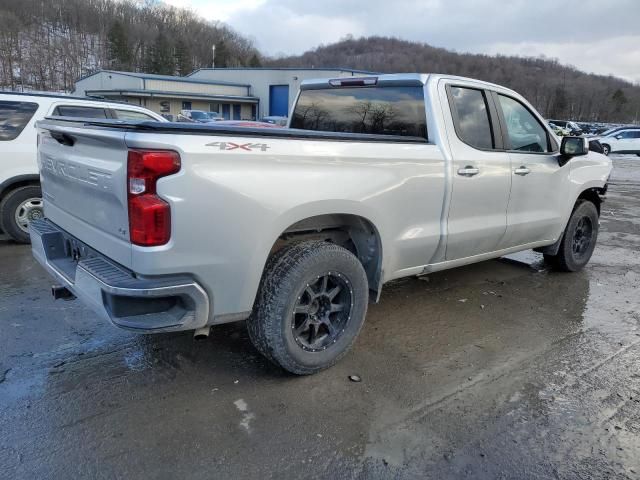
[457,166,479,177]
[514,166,531,176]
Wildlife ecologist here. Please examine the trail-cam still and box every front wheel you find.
[544,200,599,272]
[601,144,611,156]
[0,185,43,243]
[247,241,369,375]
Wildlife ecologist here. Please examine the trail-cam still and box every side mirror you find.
[560,136,588,158]
[615,134,623,140]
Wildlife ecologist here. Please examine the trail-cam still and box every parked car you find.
[577,123,601,136]
[549,122,569,136]
[548,119,583,136]
[597,127,640,156]
[261,115,288,126]
[177,110,221,123]
[32,74,611,374]
[0,92,165,243]
[206,112,223,121]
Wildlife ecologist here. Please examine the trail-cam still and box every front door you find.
[441,82,512,260]
[493,93,568,248]
[233,104,241,120]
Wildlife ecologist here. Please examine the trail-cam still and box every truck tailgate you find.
[38,122,132,267]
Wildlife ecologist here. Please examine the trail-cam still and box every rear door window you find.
[448,87,495,149]
[290,86,427,138]
[0,101,39,141]
[52,105,108,118]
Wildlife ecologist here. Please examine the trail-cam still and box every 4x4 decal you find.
[206,141,270,152]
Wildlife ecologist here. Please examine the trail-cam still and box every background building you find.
[187,68,375,118]
[73,71,258,120]
[73,68,374,120]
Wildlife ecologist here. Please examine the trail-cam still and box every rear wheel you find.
[247,241,369,375]
[0,185,43,243]
[601,144,611,156]
[544,200,599,272]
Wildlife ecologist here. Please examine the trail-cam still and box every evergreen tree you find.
[612,88,628,113]
[174,38,192,76]
[148,29,174,75]
[249,53,262,67]
[107,20,131,70]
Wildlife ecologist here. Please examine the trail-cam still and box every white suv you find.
[597,128,640,156]
[0,92,165,242]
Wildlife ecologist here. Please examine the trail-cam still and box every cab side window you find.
[449,86,494,150]
[52,105,108,118]
[0,101,38,141]
[497,95,550,153]
[114,109,157,121]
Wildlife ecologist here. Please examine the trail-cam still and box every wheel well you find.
[0,177,40,200]
[576,188,602,215]
[273,214,383,300]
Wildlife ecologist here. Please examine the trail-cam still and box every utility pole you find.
[212,45,215,69]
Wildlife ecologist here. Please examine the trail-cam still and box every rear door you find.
[492,93,568,247]
[440,81,511,260]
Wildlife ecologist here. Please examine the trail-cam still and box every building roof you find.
[188,67,379,76]
[77,70,251,87]
[85,89,259,103]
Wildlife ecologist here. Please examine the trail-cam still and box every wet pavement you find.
[1,155,639,479]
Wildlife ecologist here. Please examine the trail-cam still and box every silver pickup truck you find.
[32,74,611,374]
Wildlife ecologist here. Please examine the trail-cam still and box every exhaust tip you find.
[193,326,211,340]
[51,285,75,301]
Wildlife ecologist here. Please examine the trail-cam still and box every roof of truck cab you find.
[300,73,515,94]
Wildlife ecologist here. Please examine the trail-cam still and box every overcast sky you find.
[162,0,640,84]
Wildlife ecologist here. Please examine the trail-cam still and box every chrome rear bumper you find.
[29,219,210,333]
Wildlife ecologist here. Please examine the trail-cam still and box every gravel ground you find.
[0,155,639,479]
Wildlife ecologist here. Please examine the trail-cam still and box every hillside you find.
[0,0,262,92]
[268,36,640,123]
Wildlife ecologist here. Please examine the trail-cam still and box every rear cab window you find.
[290,86,427,138]
[0,101,39,141]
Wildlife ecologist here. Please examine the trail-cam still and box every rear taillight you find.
[127,150,180,246]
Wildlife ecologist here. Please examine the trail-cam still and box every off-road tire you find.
[247,241,369,375]
[0,185,42,243]
[544,200,599,272]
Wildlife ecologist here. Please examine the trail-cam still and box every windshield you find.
[207,112,220,118]
[599,128,619,137]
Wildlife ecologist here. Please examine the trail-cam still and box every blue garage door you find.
[269,85,289,117]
